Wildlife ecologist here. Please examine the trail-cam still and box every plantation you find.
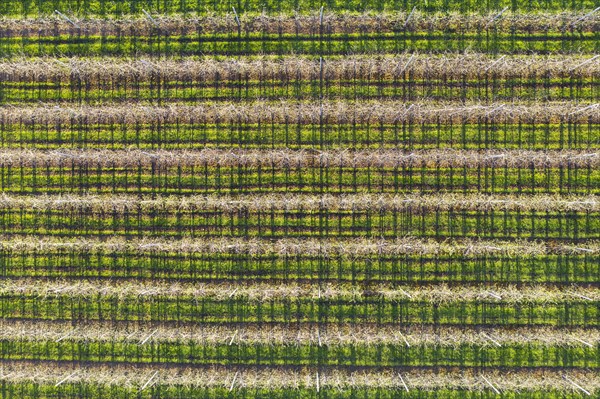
[0,1,598,398]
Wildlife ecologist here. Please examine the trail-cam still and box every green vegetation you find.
[1,32,599,56]
[0,1,598,398]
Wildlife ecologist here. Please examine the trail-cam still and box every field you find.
[0,1,599,398]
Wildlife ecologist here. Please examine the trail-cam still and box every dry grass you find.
[0,360,598,391]
[0,278,597,303]
[0,149,598,168]
[2,101,599,125]
[0,11,598,36]
[0,193,597,212]
[5,236,594,256]
[2,55,600,82]
[0,320,598,347]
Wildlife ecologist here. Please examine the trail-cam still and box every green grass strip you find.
[0,384,594,399]
[1,32,599,56]
[2,251,598,283]
[1,123,597,150]
[1,288,597,325]
[0,340,597,368]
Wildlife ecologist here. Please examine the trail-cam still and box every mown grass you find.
[3,252,598,283]
[1,32,599,56]
[0,207,597,239]
[2,293,598,325]
[1,340,597,367]
[0,383,593,399]
[2,78,600,103]
[1,123,597,150]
